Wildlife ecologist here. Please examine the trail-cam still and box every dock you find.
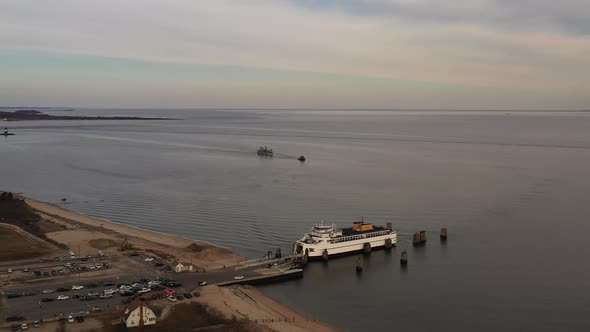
[216,268,304,286]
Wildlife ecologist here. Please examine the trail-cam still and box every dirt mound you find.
[186,242,207,253]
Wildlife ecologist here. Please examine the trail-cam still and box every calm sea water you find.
[2,109,590,331]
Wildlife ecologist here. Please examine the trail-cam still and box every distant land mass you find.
[0,110,170,121]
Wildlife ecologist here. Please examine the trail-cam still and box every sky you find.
[0,0,589,109]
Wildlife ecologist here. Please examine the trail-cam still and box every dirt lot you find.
[0,226,45,261]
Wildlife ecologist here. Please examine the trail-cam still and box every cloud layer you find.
[0,0,588,108]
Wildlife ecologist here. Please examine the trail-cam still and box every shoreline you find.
[13,195,337,332]
[24,197,244,269]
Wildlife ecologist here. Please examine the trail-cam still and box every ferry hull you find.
[295,236,397,259]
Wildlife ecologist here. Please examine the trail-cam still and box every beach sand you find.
[25,198,243,268]
[197,285,339,332]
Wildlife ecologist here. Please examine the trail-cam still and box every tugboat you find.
[297,155,306,162]
[1,128,14,136]
[257,146,273,157]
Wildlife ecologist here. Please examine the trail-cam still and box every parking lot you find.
[0,252,190,324]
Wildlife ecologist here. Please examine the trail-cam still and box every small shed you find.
[173,260,194,273]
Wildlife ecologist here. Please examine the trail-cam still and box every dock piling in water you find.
[385,238,393,249]
[440,228,448,241]
[356,257,363,273]
[400,250,408,266]
[322,249,329,261]
[413,230,427,246]
[363,242,372,254]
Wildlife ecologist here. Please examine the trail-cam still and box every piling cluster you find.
[412,230,427,246]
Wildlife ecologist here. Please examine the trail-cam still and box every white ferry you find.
[293,220,397,259]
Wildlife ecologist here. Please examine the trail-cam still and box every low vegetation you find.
[0,227,44,261]
[0,192,68,250]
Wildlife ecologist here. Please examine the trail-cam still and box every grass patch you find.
[0,227,44,261]
[89,238,118,249]
[37,220,66,233]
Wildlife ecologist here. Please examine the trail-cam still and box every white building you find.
[173,260,195,273]
[124,300,157,328]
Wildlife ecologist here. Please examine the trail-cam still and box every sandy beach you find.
[25,198,244,269]
[197,285,339,332]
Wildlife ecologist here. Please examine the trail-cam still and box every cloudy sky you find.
[0,0,588,109]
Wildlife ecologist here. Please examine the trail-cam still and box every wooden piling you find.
[400,250,408,266]
[440,228,448,241]
[322,249,329,261]
[363,242,372,254]
[412,230,427,246]
[385,238,393,249]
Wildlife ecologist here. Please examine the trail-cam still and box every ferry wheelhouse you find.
[293,220,397,259]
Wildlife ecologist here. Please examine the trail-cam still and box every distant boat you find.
[1,127,14,136]
[257,146,273,157]
[298,155,306,162]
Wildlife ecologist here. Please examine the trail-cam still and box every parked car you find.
[99,294,113,299]
[167,295,177,302]
[41,298,54,302]
[104,288,118,295]
[67,315,74,323]
[33,321,40,328]
[87,292,99,297]
[176,295,184,300]
[21,323,28,330]
[233,275,244,280]
[138,288,151,294]
[42,289,54,294]
[10,324,18,331]
[144,257,154,262]
[57,295,69,300]
[198,281,207,286]
[92,307,101,312]
[71,285,84,290]
[184,293,193,299]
